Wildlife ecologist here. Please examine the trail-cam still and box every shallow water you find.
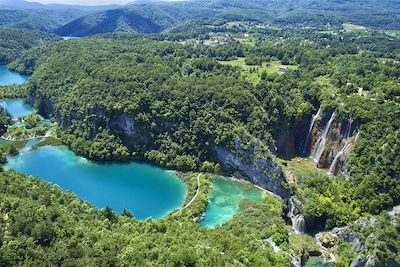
[304,257,334,267]
[0,99,36,119]
[200,177,264,228]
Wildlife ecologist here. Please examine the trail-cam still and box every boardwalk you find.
[173,173,201,216]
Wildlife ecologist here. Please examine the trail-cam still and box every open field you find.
[219,57,297,84]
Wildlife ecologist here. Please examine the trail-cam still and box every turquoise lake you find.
[0,65,29,86]
[304,257,334,267]
[5,143,188,220]
[200,177,264,228]
[0,99,36,119]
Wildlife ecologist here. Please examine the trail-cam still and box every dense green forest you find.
[11,36,309,170]
[0,9,86,32]
[0,29,59,64]
[0,0,399,266]
[0,170,290,266]
[10,26,400,227]
[2,0,400,36]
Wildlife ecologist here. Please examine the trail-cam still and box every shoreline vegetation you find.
[0,5,399,265]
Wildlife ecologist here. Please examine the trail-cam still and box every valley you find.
[0,0,399,266]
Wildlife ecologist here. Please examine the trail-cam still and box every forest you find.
[0,170,290,266]
[8,26,399,223]
[1,0,400,36]
[0,29,59,64]
[0,1,399,266]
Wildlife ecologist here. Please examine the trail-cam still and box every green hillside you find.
[0,29,60,64]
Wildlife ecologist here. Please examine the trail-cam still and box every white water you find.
[266,238,281,253]
[290,255,301,267]
[293,215,306,234]
[328,119,355,175]
[315,233,337,263]
[302,108,322,154]
[327,139,352,175]
[288,198,306,234]
[345,118,353,139]
[312,111,336,164]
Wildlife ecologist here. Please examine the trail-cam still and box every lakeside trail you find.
[0,132,52,141]
[173,173,201,216]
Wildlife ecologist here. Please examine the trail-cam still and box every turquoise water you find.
[304,257,334,267]
[0,99,36,119]
[0,65,28,86]
[5,144,188,220]
[200,177,264,228]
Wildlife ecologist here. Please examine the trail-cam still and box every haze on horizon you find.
[25,0,131,5]
[25,0,181,6]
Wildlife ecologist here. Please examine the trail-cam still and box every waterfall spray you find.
[288,198,306,234]
[312,111,336,164]
[328,120,357,175]
[302,108,322,155]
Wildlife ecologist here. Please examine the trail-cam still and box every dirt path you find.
[173,173,201,216]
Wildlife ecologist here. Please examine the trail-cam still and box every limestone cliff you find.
[214,139,290,198]
[29,93,290,197]
[276,108,360,176]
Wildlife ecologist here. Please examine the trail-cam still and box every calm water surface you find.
[0,99,36,119]
[5,144,188,220]
[200,177,264,228]
[0,65,28,86]
[304,257,334,267]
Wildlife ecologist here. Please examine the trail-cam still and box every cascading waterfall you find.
[302,108,322,154]
[288,198,306,234]
[290,255,301,267]
[312,111,336,164]
[328,119,356,175]
[345,118,353,139]
[327,139,352,175]
[293,215,306,234]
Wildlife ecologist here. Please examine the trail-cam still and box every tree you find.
[121,209,133,218]
[281,55,290,65]
[102,206,118,223]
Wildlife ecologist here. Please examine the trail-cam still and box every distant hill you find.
[0,0,121,33]
[0,9,87,32]
[55,1,212,36]
[1,0,400,36]
[0,0,46,10]
[55,9,162,36]
[0,28,60,64]
[0,0,120,10]
[54,0,400,37]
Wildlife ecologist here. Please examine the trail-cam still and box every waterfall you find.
[288,198,306,234]
[266,238,281,253]
[315,233,337,263]
[312,111,336,164]
[290,255,301,267]
[327,139,352,175]
[345,118,353,139]
[293,215,306,234]
[328,119,355,175]
[302,107,322,154]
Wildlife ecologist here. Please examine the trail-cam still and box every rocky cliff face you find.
[214,140,290,198]
[29,93,290,197]
[276,108,360,176]
[29,93,151,144]
[315,208,400,267]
